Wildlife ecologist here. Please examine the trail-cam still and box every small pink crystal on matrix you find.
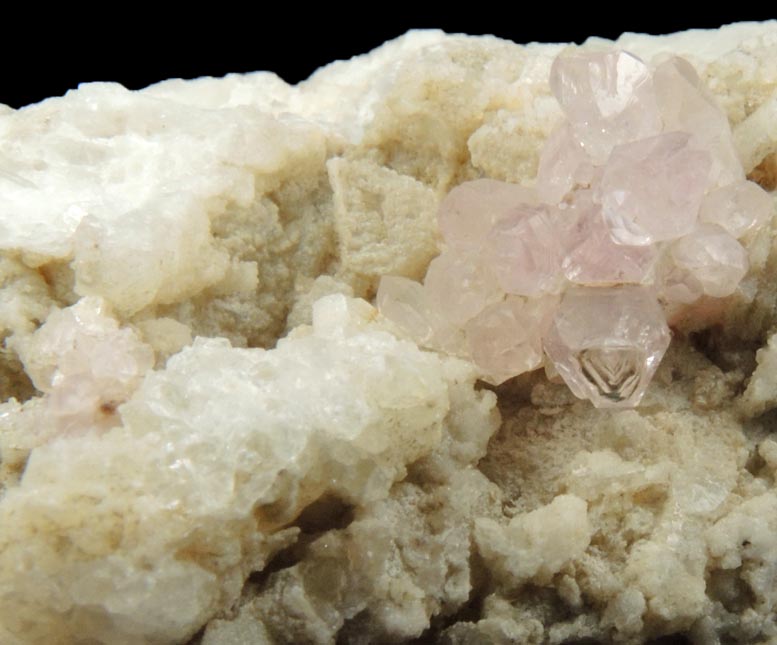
[543,286,671,408]
[376,47,772,408]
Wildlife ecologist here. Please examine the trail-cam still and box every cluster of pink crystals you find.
[378,50,773,408]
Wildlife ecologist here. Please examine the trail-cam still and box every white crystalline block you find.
[0,294,491,644]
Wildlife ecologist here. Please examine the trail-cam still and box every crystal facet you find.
[465,296,556,385]
[669,223,749,298]
[599,132,711,245]
[438,179,537,251]
[562,191,656,285]
[550,50,661,162]
[484,204,564,296]
[375,47,764,409]
[699,180,773,238]
[543,286,671,408]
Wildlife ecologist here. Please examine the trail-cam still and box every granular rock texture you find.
[1,21,777,645]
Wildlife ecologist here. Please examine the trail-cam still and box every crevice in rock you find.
[747,152,777,191]
[0,349,36,403]
[248,494,355,594]
[645,635,692,645]
[689,327,759,375]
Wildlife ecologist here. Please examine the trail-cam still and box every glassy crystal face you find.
[669,224,749,298]
[465,296,555,385]
[699,180,773,238]
[599,132,711,245]
[544,286,671,408]
[438,179,537,251]
[484,205,565,296]
[550,50,662,162]
[376,47,769,409]
[561,191,657,285]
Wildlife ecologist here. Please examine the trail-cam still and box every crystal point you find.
[465,296,556,385]
[550,50,661,162]
[544,286,670,408]
[669,223,749,298]
[699,180,773,238]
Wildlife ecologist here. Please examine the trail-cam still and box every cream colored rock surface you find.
[1,21,777,645]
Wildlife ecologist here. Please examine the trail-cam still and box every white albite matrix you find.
[0,21,777,645]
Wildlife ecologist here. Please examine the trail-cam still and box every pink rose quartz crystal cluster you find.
[377,50,772,408]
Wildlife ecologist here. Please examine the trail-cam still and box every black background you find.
[2,11,772,109]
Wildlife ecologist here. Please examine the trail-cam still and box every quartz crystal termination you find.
[377,49,771,409]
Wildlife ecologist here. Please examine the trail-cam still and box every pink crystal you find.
[465,296,556,385]
[483,204,564,296]
[699,180,773,239]
[653,57,743,187]
[438,179,537,251]
[376,275,465,355]
[543,286,670,408]
[550,50,662,163]
[562,191,657,285]
[535,124,596,203]
[668,223,749,298]
[424,250,502,326]
[599,132,711,245]
[656,255,705,305]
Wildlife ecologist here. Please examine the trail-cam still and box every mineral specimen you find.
[377,45,770,408]
[1,22,777,645]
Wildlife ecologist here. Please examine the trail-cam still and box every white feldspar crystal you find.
[543,286,671,407]
[0,294,497,644]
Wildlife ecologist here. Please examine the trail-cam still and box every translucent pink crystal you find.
[465,296,556,385]
[699,180,773,239]
[562,191,657,285]
[438,179,537,251]
[669,223,749,298]
[543,286,670,408]
[483,204,564,296]
[655,255,705,305]
[376,275,465,355]
[535,124,596,203]
[424,250,502,326]
[653,57,743,187]
[599,132,711,245]
[19,297,154,435]
[550,50,661,162]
